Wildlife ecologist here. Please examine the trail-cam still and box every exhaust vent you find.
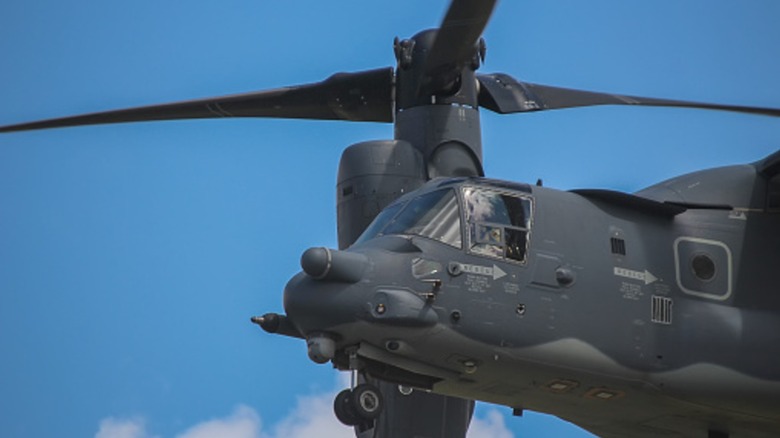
[610,237,626,255]
[651,296,673,325]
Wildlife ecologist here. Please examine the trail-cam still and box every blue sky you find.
[1,1,780,437]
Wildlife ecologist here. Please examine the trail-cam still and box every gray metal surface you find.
[284,171,780,437]
[3,1,780,437]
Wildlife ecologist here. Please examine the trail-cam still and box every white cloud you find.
[96,378,512,438]
[176,405,262,438]
[95,417,153,438]
[265,391,350,438]
[467,408,515,438]
[95,393,349,438]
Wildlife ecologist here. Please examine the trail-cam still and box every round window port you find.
[691,253,716,281]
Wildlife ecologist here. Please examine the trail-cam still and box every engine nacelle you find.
[337,140,425,249]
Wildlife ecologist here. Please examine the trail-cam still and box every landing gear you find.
[334,388,360,426]
[351,383,383,420]
[333,348,385,428]
[333,383,384,427]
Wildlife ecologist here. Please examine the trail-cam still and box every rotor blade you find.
[422,0,498,92]
[0,68,394,133]
[477,73,780,117]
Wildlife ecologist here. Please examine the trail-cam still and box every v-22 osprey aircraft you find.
[2,1,779,437]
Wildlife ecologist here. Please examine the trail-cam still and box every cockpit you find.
[355,179,533,263]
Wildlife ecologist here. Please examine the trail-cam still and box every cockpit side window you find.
[463,187,532,263]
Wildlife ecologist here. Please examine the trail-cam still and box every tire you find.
[350,383,384,420]
[333,389,361,426]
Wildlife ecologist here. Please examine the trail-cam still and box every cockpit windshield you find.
[355,188,462,248]
[355,182,533,259]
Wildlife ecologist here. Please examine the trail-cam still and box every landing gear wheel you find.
[334,389,361,426]
[350,383,384,420]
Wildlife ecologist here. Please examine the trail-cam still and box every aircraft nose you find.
[283,244,440,364]
[282,247,371,361]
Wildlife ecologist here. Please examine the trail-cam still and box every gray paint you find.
[283,166,780,437]
[4,1,780,436]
